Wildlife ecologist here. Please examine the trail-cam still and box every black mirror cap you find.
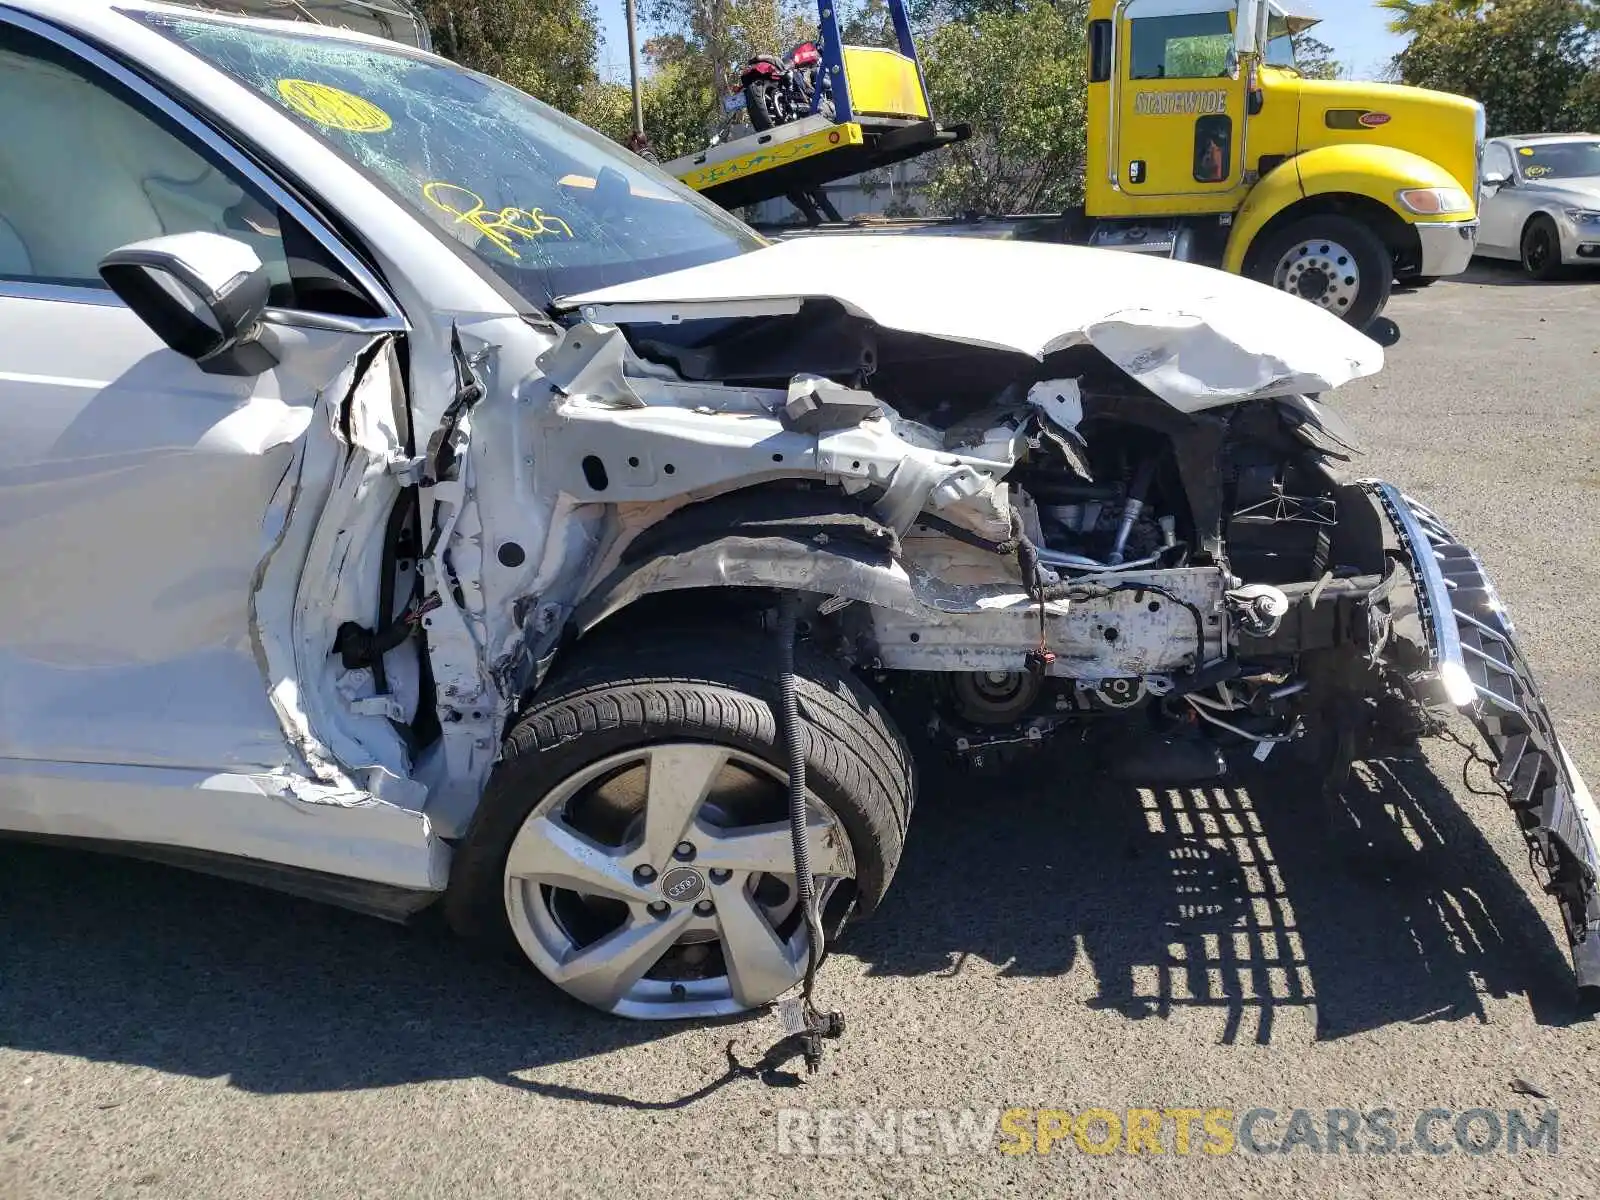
[99,233,278,376]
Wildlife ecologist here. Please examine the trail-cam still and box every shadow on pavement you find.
[852,741,1586,1043]
[1447,260,1600,287]
[0,741,1585,1098]
[0,837,681,1095]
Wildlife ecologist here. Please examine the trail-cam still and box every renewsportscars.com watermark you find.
[774,1106,1560,1158]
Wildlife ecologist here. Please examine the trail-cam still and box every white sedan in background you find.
[1477,133,1600,278]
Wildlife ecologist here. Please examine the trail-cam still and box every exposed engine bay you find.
[530,305,1381,782]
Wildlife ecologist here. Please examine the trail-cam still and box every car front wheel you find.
[1521,215,1564,280]
[444,632,913,1019]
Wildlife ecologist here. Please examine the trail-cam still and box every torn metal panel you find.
[276,338,424,805]
[534,322,1019,543]
[571,521,1224,677]
[558,235,1384,411]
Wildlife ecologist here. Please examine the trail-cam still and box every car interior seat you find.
[0,45,252,286]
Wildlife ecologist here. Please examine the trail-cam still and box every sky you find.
[1312,1,1406,80]
[595,2,1408,84]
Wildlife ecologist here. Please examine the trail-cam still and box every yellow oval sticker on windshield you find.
[1519,147,1535,155]
[277,79,391,133]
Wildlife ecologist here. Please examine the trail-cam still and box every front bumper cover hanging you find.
[1369,481,1600,994]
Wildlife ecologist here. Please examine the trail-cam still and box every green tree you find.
[1377,0,1484,36]
[919,0,1089,215]
[1290,32,1342,80]
[575,61,724,160]
[420,0,599,114]
[839,0,897,45]
[1392,0,1600,135]
[641,0,813,102]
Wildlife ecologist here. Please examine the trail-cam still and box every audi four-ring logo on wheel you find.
[660,867,705,903]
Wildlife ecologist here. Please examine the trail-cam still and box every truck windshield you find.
[1264,16,1299,72]
[1515,140,1600,181]
[140,14,764,309]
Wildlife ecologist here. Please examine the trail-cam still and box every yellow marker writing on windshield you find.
[422,182,574,259]
[277,79,392,133]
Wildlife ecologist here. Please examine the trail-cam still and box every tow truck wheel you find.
[1250,215,1393,329]
[443,633,913,1019]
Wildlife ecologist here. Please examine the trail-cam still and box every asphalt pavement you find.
[3,261,1600,1198]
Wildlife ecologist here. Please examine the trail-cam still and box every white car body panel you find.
[561,235,1385,412]
[0,293,362,770]
[0,759,447,891]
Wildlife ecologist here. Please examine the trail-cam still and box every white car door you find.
[1477,142,1520,257]
[0,17,404,777]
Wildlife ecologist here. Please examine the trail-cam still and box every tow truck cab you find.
[1086,0,1483,321]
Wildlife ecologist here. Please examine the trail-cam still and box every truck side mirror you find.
[98,232,278,377]
[1235,0,1265,56]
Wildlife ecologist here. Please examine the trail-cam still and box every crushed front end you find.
[429,236,1599,1016]
[1366,485,1600,996]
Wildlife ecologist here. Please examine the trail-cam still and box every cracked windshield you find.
[142,14,764,307]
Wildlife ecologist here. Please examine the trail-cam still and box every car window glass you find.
[1516,140,1600,181]
[0,22,376,315]
[142,14,764,309]
[1130,12,1234,80]
[1485,144,1513,177]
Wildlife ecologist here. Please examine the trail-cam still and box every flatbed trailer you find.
[659,0,969,222]
[665,113,969,224]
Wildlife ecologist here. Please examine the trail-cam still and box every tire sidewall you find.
[743,79,777,131]
[1522,217,1562,280]
[444,646,905,958]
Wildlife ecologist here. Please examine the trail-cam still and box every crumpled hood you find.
[558,235,1384,413]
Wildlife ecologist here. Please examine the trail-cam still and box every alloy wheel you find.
[502,743,855,1019]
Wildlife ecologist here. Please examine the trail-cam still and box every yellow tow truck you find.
[667,0,1487,328]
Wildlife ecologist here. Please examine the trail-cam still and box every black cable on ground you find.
[775,595,823,1004]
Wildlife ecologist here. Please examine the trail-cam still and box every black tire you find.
[444,631,914,959]
[1395,275,1438,289]
[1521,215,1564,281]
[743,78,781,131]
[1248,214,1393,329]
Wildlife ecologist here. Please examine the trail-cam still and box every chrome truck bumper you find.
[1368,482,1600,993]
[1415,219,1478,278]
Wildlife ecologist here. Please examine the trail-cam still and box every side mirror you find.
[1484,170,1511,187]
[98,232,278,376]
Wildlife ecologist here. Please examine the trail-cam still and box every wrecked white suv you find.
[4,0,1598,1023]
